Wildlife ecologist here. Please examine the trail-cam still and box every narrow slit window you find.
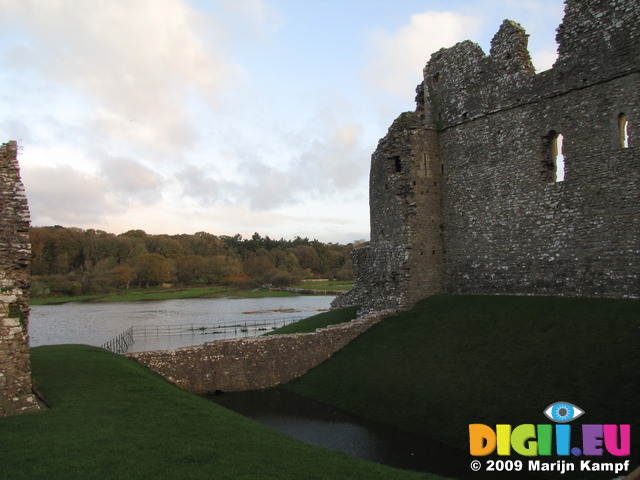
[552,133,565,182]
[393,156,402,173]
[619,113,630,148]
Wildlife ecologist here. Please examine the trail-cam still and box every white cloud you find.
[99,155,164,200]
[297,123,367,190]
[21,152,166,228]
[22,164,115,226]
[531,47,559,72]
[0,0,235,156]
[238,159,296,209]
[176,164,227,204]
[0,0,371,241]
[176,118,369,212]
[365,11,483,98]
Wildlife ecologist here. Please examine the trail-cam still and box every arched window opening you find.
[619,113,630,148]
[552,132,565,182]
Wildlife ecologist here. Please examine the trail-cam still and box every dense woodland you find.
[30,226,360,297]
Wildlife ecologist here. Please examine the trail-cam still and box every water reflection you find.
[209,389,484,479]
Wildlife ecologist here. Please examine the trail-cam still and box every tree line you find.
[30,226,360,297]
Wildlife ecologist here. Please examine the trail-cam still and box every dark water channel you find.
[209,389,543,479]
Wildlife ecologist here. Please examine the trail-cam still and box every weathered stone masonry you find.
[0,141,39,416]
[127,310,391,394]
[335,0,639,313]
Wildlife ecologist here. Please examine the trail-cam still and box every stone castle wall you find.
[0,141,39,416]
[337,114,445,312]
[335,0,639,312]
[127,310,390,394]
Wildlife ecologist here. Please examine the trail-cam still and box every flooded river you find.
[29,296,334,351]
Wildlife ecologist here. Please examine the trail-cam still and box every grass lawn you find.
[299,280,353,291]
[30,281,350,305]
[283,295,640,475]
[267,305,360,335]
[12,295,638,478]
[0,345,447,480]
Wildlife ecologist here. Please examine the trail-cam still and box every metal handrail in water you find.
[100,317,302,354]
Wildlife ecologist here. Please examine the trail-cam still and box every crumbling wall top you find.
[489,20,535,76]
[555,0,640,75]
[421,0,640,132]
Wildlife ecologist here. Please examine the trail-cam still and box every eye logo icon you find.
[543,402,585,423]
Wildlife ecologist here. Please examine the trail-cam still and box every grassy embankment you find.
[7,295,637,478]
[30,280,351,305]
[0,344,446,480]
[266,305,360,335]
[279,295,640,471]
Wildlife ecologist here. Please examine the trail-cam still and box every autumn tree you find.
[132,253,172,287]
[82,229,118,270]
[243,250,276,282]
[174,255,208,285]
[29,226,355,295]
[115,235,147,263]
[147,235,184,258]
[109,265,135,289]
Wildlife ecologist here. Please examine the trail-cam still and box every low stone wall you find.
[127,310,393,394]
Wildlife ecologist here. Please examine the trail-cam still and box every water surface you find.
[210,389,471,478]
[210,389,546,479]
[30,296,334,351]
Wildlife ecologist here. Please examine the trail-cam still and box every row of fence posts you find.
[100,317,302,355]
[100,327,134,355]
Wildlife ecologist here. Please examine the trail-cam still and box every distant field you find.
[29,285,299,305]
[299,280,353,291]
[30,281,351,305]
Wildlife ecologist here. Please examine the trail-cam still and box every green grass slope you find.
[283,295,640,457]
[0,345,448,480]
[267,305,360,335]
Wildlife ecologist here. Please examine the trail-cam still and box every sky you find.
[0,0,565,243]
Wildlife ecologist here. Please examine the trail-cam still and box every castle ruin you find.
[0,141,40,416]
[335,0,639,313]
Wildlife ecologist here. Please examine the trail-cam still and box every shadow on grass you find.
[0,344,448,480]
[284,295,640,479]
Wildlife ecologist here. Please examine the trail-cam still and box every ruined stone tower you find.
[335,0,639,313]
[0,141,39,416]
